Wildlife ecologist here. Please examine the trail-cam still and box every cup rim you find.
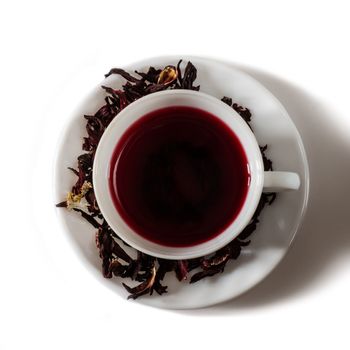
[93,90,264,259]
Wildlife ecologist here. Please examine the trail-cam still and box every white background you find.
[1,0,350,349]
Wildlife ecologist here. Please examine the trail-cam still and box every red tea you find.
[109,106,250,247]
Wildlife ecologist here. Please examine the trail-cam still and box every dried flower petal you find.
[201,252,230,270]
[73,208,100,228]
[152,280,168,295]
[101,86,128,110]
[136,67,162,84]
[237,221,257,240]
[260,145,273,171]
[157,65,177,85]
[232,103,252,124]
[221,96,233,106]
[190,268,224,284]
[65,181,92,211]
[181,61,200,90]
[123,266,157,300]
[175,260,189,281]
[104,68,141,82]
[176,59,183,86]
[108,259,127,277]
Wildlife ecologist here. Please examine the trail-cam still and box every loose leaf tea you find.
[56,60,276,300]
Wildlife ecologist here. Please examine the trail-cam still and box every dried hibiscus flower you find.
[56,61,276,300]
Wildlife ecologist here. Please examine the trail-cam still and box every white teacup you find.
[93,90,300,259]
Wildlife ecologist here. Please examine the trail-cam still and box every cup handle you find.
[263,171,300,192]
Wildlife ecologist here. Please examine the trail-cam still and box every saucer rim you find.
[53,55,310,309]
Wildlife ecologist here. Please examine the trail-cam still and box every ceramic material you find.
[54,56,309,309]
[93,89,301,260]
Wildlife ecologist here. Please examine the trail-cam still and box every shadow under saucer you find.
[175,62,350,315]
[217,65,350,311]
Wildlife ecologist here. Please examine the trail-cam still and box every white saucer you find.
[54,56,309,309]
